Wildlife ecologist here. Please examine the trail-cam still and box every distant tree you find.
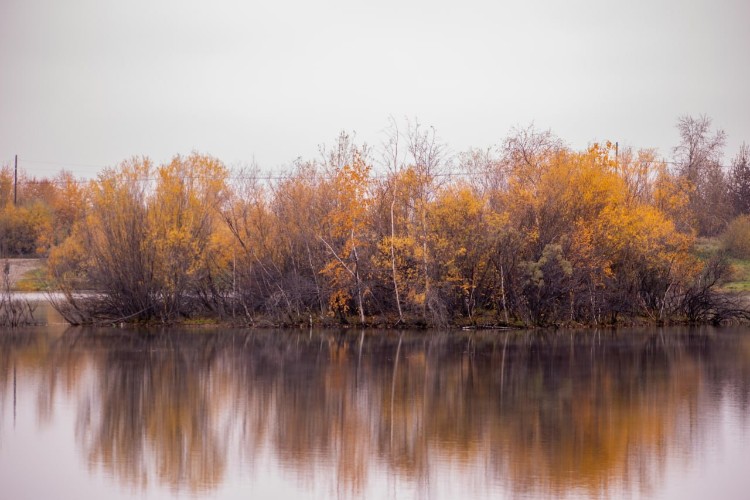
[673,114,730,235]
[728,143,750,216]
[674,115,726,183]
[0,165,13,208]
[0,205,43,255]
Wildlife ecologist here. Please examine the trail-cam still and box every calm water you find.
[1,325,749,499]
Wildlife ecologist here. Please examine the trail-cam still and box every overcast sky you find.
[1,0,748,178]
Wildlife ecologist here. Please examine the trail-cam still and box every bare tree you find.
[320,130,371,172]
[380,117,404,323]
[616,147,660,205]
[502,124,564,187]
[458,147,505,199]
[406,118,448,177]
[674,115,726,180]
[729,143,750,216]
[673,115,730,235]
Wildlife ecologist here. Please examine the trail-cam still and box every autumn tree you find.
[149,153,229,320]
[371,164,441,323]
[222,167,278,317]
[271,161,328,318]
[428,183,501,321]
[224,160,328,322]
[0,165,13,208]
[48,170,87,243]
[0,167,58,256]
[318,152,372,324]
[376,119,450,324]
[492,139,699,325]
[57,157,157,320]
[49,154,230,323]
[651,162,695,234]
[0,204,49,256]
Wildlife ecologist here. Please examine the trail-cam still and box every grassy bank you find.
[695,237,750,293]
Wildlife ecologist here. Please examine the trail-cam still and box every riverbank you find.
[37,300,750,329]
[5,247,750,329]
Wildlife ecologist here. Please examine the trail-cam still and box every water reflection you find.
[1,327,750,498]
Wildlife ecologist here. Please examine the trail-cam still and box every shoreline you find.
[3,288,747,330]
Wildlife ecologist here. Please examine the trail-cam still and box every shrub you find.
[722,215,750,259]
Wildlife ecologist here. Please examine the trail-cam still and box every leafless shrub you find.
[1,260,37,327]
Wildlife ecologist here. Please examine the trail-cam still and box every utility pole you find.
[615,142,619,167]
[13,362,16,428]
[14,155,18,205]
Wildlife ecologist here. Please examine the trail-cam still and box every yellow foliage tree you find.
[319,153,371,323]
[429,183,502,320]
[149,153,229,319]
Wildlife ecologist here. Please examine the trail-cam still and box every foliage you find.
[0,167,85,258]
[319,152,372,323]
[39,119,750,326]
[0,203,53,256]
[47,154,229,323]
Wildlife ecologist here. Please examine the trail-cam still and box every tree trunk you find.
[390,194,403,323]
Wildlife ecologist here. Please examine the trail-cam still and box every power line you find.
[10,155,738,188]
[13,157,488,184]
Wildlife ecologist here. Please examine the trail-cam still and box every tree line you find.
[3,116,749,326]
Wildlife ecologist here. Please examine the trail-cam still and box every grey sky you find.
[1,0,748,178]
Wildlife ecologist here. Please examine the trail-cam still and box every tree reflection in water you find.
[1,326,749,498]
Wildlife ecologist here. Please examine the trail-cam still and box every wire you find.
[9,155,737,187]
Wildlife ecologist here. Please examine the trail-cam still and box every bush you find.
[722,215,750,259]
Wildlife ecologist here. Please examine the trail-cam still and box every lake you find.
[1,325,749,499]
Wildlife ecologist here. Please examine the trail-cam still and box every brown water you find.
[1,326,749,499]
